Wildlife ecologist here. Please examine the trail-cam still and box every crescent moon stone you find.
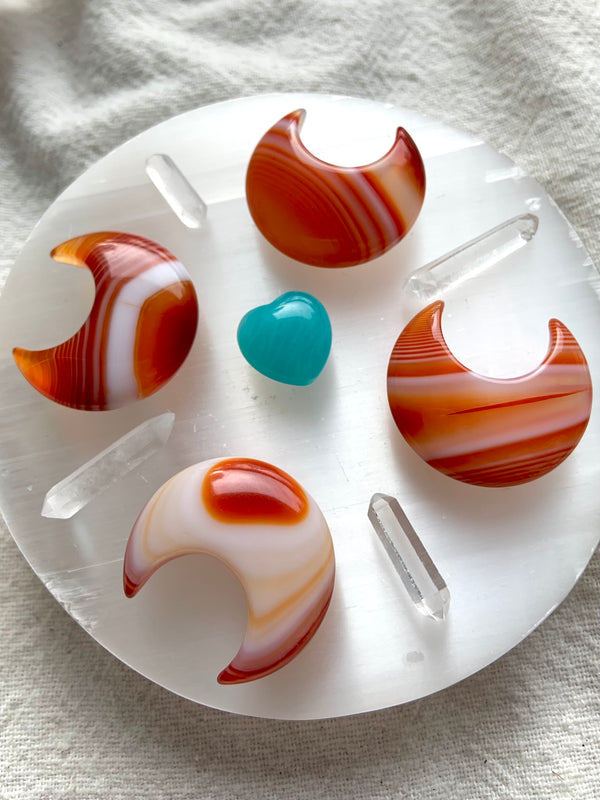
[13,232,199,411]
[246,109,426,268]
[123,457,336,685]
[387,301,593,487]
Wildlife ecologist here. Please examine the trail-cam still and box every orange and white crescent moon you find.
[123,458,335,685]
[13,232,198,411]
[246,109,426,268]
[387,301,593,487]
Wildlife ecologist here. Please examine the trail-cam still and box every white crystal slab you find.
[1,93,599,720]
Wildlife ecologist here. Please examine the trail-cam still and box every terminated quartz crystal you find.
[368,493,450,621]
[146,153,207,228]
[404,213,538,300]
[41,412,175,519]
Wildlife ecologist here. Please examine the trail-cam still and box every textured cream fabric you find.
[1,1,599,798]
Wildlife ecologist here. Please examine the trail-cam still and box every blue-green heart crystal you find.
[237,291,332,385]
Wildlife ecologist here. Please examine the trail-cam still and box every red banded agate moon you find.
[387,302,593,487]
[245,109,426,268]
[13,232,198,411]
[123,457,335,685]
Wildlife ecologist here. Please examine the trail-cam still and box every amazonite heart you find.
[237,291,332,385]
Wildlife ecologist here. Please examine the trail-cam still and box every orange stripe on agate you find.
[341,164,412,256]
[13,347,59,401]
[202,458,309,524]
[93,273,132,407]
[61,236,156,403]
[359,128,427,240]
[13,331,109,411]
[52,232,177,284]
[133,280,198,397]
[360,169,406,247]
[218,569,334,684]
[325,171,386,260]
[428,423,588,487]
[78,234,188,403]
[546,319,589,368]
[447,390,581,414]
[255,128,379,258]
[250,133,374,263]
[50,232,114,269]
[391,381,591,456]
[246,537,335,632]
[388,301,463,374]
[390,129,427,196]
[459,445,576,485]
[326,127,418,244]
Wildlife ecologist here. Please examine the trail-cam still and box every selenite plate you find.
[1,94,599,720]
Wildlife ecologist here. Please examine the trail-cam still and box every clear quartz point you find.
[41,412,175,519]
[368,493,450,621]
[404,213,539,300]
[146,153,207,228]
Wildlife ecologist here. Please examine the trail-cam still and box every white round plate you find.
[1,94,599,719]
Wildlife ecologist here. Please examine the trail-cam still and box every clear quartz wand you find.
[368,493,450,621]
[404,213,538,299]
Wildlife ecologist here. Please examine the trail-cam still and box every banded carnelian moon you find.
[387,302,592,487]
[13,232,198,411]
[123,458,335,685]
[246,109,426,268]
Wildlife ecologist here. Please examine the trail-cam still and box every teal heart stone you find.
[237,291,332,385]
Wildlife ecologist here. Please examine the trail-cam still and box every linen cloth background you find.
[1,1,598,798]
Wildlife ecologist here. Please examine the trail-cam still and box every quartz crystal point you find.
[404,213,538,299]
[368,493,450,621]
[146,153,207,229]
[41,412,175,519]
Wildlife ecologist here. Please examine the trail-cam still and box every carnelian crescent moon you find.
[245,109,426,268]
[13,232,199,411]
[123,458,336,685]
[387,301,593,487]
